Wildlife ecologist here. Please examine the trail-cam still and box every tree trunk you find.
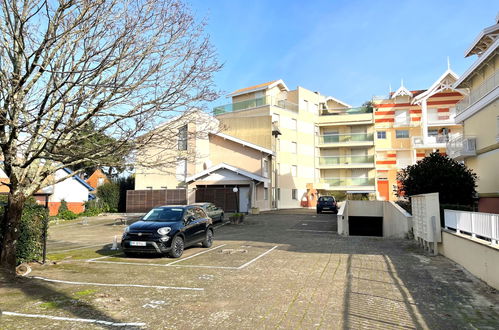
[0,192,26,273]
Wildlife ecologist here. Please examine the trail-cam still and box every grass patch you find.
[74,289,96,297]
[47,247,118,262]
[39,301,62,309]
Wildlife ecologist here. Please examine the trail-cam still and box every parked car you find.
[316,196,338,214]
[121,205,213,258]
[189,202,224,222]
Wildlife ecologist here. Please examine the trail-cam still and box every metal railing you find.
[213,96,298,115]
[444,209,499,245]
[320,177,375,186]
[318,155,374,166]
[456,70,498,115]
[412,135,452,148]
[446,135,476,159]
[320,106,373,116]
[318,133,374,144]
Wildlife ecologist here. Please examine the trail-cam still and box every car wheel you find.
[317,209,322,214]
[168,236,184,258]
[202,229,214,248]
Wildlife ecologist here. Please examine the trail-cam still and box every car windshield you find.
[142,208,184,222]
[319,197,334,202]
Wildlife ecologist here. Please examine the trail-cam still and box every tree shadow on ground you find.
[0,270,141,329]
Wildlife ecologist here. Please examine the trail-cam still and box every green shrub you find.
[57,209,78,220]
[58,199,69,213]
[97,182,120,212]
[82,199,106,216]
[117,176,134,212]
[0,196,48,265]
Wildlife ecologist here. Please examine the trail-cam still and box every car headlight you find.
[157,227,171,235]
[124,226,130,233]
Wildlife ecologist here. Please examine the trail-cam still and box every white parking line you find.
[237,245,278,269]
[30,276,203,291]
[166,244,227,265]
[1,311,145,327]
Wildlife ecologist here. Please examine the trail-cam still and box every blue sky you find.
[190,0,497,107]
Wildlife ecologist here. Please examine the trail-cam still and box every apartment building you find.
[372,70,464,200]
[134,110,274,212]
[214,80,376,209]
[447,16,499,213]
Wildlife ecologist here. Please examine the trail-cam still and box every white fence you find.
[444,209,499,245]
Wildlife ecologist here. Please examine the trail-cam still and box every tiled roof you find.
[229,80,278,95]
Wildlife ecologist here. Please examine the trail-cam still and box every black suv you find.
[316,196,338,214]
[121,205,213,258]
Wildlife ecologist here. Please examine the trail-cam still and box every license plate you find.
[130,241,147,247]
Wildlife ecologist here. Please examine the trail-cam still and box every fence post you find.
[470,212,476,238]
[492,215,498,245]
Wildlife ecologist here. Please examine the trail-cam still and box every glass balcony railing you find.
[320,105,373,116]
[213,96,298,115]
[318,133,374,144]
[456,70,498,115]
[320,177,375,186]
[318,155,374,166]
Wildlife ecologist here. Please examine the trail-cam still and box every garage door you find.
[195,186,241,212]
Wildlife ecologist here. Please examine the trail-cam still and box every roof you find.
[412,69,461,104]
[325,96,351,108]
[464,21,499,57]
[229,79,289,97]
[63,168,95,191]
[455,38,499,87]
[186,163,269,184]
[391,84,413,99]
[211,132,274,155]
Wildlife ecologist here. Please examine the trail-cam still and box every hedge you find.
[0,196,48,265]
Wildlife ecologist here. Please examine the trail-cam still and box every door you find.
[378,180,389,201]
[239,187,250,213]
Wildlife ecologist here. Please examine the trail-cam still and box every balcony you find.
[456,70,498,116]
[411,135,451,149]
[319,177,375,191]
[318,155,375,169]
[446,136,477,160]
[213,96,298,115]
[320,105,373,116]
[317,133,374,147]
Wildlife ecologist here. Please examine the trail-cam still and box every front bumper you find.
[121,235,173,254]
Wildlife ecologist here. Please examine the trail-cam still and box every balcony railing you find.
[412,135,451,148]
[213,96,298,115]
[318,133,374,144]
[320,177,375,187]
[320,106,373,116]
[444,209,499,245]
[318,155,374,166]
[446,135,476,159]
[456,70,498,115]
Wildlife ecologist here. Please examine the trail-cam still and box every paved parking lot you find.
[1,210,498,329]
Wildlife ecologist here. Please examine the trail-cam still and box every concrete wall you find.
[338,200,410,238]
[439,230,499,290]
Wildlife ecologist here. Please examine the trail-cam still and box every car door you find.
[206,203,219,221]
[190,207,209,243]
[183,209,199,245]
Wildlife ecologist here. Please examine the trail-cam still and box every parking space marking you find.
[2,311,145,327]
[30,276,204,291]
[166,244,227,265]
[84,244,278,270]
[237,245,278,269]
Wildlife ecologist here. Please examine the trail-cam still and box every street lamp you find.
[232,187,239,213]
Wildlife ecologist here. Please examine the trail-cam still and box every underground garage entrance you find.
[348,216,383,237]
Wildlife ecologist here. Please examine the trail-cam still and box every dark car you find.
[189,202,224,222]
[121,205,213,258]
[316,196,338,214]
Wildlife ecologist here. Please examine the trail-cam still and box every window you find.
[291,165,297,177]
[395,109,409,126]
[292,189,298,200]
[277,188,281,201]
[377,131,386,139]
[272,113,280,125]
[178,125,188,150]
[146,186,152,190]
[262,159,269,177]
[175,158,187,181]
[291,118,297,130]
[303,100,309,112]
[291,142,297,153]
[264,188,268,200]
[160,186,167,189]
[396,130,409,138]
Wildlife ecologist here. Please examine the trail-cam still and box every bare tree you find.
[0,0,221,272]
